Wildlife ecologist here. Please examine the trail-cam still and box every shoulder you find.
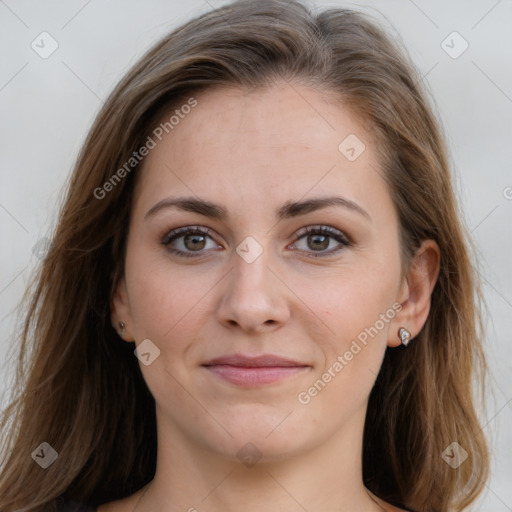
[96,485,150,512]
[378,503,411,512]
[369,492,412,512]
[385,504,413,512]
[384,503,412,512]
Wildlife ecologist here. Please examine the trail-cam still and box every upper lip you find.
[202,353,309,367]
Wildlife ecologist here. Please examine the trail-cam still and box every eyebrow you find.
[144,195,371,222]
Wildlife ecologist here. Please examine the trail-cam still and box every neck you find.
[134,405,387,512]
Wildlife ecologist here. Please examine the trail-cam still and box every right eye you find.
[162,226,221,258]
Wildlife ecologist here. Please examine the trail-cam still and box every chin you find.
[205,419,313,464]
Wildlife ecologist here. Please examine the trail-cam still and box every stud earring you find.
[398,327,412,346]
[119,321,126,334]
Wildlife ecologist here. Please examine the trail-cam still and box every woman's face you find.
[113,82,409,462]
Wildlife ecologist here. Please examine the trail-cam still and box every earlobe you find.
[388,239,440,348]
[110,275,134,342]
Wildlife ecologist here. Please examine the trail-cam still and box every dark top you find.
[57,501,96,512]
[55,498,414,512]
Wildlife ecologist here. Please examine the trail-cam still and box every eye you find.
[161,225,351,259]
[291,225,351,258]
[161,226,220,258]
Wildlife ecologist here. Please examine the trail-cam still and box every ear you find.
[110,275,135,342]
[388,239,440,348]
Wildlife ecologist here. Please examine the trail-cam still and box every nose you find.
[215,243,290,334]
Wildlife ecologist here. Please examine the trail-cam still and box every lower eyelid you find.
[291,240,349,258]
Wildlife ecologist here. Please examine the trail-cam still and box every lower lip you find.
[203,365,309,387]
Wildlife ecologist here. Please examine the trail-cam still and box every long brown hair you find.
[0,1,491,510]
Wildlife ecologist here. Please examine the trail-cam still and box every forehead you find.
[133,82,390,222]
[166,83,369,161]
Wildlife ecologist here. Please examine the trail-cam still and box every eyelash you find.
[161,225,351,259]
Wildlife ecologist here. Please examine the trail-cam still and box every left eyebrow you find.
[144,195,371,222]
[277,196,371,221]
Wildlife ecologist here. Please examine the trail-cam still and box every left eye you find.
[162,225,351,258]
[291,225,351,257]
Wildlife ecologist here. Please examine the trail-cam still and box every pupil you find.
[309,234,328,250]
[185,234,206,251]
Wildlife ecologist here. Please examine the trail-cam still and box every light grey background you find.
[0,0,511,510]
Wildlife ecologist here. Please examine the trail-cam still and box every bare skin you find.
[102,82,439,512]
[99,482,408,512]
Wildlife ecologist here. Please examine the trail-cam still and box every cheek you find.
[308,259,399,362]
[296,273,396,416]
[125,251,207,399]
[125,243,201,343]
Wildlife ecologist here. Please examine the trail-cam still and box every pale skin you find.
[102,82,440,512]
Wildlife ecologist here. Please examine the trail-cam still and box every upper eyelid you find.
[295,225,350,240]
[162,225,350,249]
[162,226,212,242]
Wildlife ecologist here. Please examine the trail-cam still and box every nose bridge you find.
[216,233,289,330]
[231,234,273,300]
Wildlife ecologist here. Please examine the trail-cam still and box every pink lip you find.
[202,353,310,387]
